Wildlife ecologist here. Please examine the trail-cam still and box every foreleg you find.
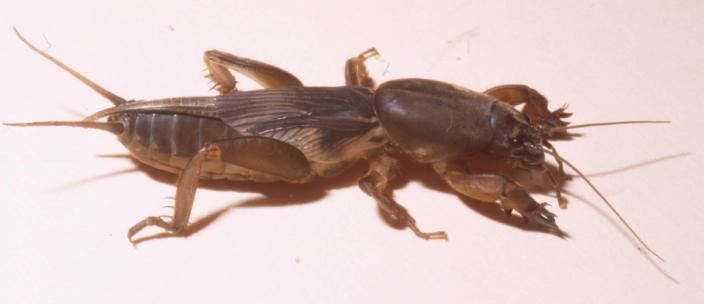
[433,160,557,229]
[484,84,571,128]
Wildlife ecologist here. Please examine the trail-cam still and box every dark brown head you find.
[487,102,545,167]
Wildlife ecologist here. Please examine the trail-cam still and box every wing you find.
[214,86,380,161]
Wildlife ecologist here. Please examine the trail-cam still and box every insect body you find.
[110,87,384,182]
[9,29,665,260]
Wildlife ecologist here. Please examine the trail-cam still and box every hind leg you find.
[204,50,303,94]
[127,136,313,243]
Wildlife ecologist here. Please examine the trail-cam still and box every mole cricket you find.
[7,28,668,260]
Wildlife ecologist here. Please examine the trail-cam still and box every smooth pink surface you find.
[1,1,703,303]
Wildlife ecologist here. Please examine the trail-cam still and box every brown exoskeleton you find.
[8,29,667,260]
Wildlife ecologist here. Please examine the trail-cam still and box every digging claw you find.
[524,203,558,229]
[504,208,514,217]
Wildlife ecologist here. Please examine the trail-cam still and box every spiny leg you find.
[128,136,313,242]
[359,153,448,240]
[344,47,379,88]
[484,84,571,128]
[432,160,557,229]
[127,145,212,241]
[204,50,303,94]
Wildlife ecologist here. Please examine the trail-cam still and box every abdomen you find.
[117,99,385,181]
[117,112,273,181]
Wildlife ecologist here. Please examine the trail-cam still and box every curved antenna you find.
[13,27,127,106]
[542,142,567,209]
[549,120,671,133]
[542,148,664,262]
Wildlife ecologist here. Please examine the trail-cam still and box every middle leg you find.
[359,152,448,240]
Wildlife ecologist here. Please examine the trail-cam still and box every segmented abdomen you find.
[118,112,240,172]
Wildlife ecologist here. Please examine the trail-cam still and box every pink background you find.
[1,0,703,303]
